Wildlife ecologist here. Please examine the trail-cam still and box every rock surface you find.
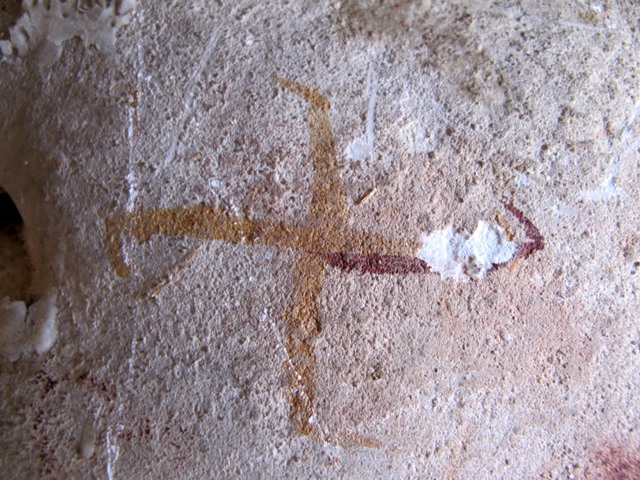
[1,1,639,478]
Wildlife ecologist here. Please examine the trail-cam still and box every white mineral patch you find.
[27,291,58,355]
[79,418,97,459]
[345,58,379,162]
[418,221,516,280]
[0,0,136,66]
[0,292,57,361]
[345,137,374,162]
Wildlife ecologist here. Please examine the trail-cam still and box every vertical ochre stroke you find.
[274,76,344,437]
[274,77,348,228]
[283,252,325,436]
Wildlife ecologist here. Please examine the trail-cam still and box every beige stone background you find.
[0,1,639,478]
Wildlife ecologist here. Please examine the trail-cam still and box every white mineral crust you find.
[418,221,516,279]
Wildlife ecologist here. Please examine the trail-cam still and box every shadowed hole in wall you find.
[0,188,32,301]
[0,0,21,41]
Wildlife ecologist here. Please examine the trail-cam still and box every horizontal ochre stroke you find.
[104,203,420,278]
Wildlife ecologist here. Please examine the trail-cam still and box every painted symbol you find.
[105,77,544,447]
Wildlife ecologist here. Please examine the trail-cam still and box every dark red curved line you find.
[500,201,545,259]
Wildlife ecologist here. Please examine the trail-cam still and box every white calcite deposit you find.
[0,0,136,67]
[0,292,57,361]
[418,221,516,279]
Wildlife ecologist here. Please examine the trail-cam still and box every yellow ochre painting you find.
[105,77,543,447]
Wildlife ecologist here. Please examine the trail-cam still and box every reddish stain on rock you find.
[587,444,640,480]
[320,252,432,275]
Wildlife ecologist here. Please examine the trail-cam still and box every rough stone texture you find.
[0,1,639,479]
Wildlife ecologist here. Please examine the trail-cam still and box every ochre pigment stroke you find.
[104,77,545,448]
[275,77,346,441]
[273,77,349,227]
[104,203,419,277]
[283,252,325,437]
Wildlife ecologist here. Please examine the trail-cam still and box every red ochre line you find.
[319,252,432,275]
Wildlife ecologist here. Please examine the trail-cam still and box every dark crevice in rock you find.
[0,0,21,41]
[0,188,33,301]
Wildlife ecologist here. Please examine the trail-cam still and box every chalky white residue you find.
[79,418,97,459]
[27,291,58,355]
[106,428,118,480]
[345,58,379,162]
[0,291,57,361]
[418,221,516,280]
[0,0,136,67]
